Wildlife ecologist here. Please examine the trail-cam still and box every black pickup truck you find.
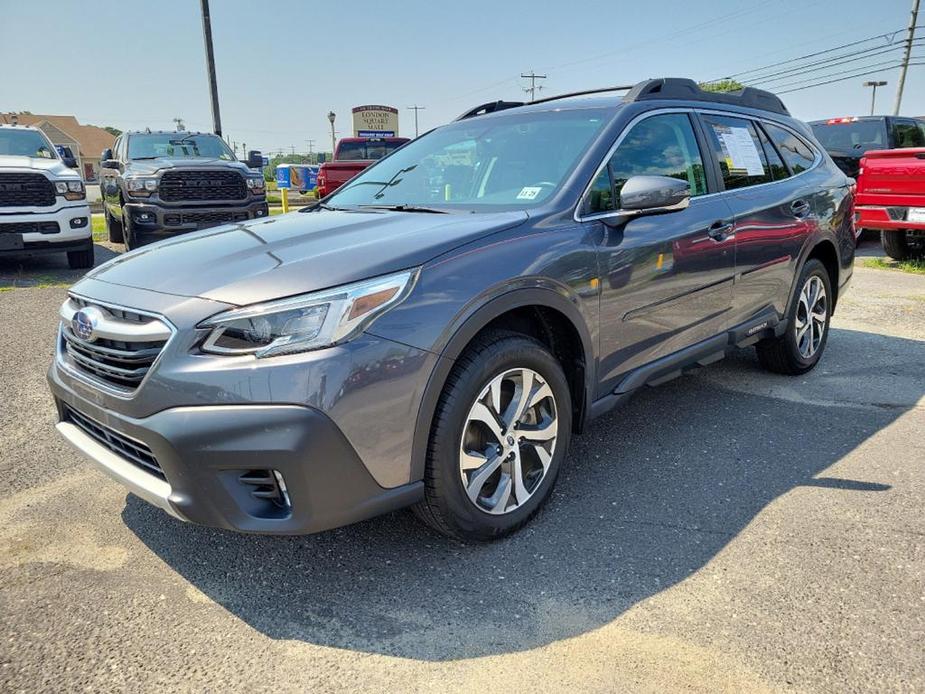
[100,131,268,248]
[809,115,925,179]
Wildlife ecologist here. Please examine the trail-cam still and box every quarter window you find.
[756,125,789,180]
[702,115,774,189]
[891,119,925,148]
[764,123,816,174]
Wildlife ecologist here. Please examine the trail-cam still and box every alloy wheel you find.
[794,275,827,359]
[458,368,558,515]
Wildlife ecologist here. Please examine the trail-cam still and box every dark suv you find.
[50,79,854,541]
[100,131,268,248]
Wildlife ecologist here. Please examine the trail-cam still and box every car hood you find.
[86,208,529,306]
[0,155,79,178]
[125,158,252,175]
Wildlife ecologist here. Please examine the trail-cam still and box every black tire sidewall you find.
[783,259,832,371]
[429,335,572,539]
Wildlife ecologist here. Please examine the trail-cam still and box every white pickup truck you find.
[0,124,93,268]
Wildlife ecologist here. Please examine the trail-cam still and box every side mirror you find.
[620,175,691,213]
[101,148,113,162]
[246,150,263,169]
[62,156,78,169]
[101,159,120,170]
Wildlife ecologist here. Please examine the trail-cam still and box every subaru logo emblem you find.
[71,307,101,342]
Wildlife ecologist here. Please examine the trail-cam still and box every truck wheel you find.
[67,244,95,270]
[413,331,572,541]
[881,230,909,260]
[123,213,136,250]
[756,258,832,376]
[105,208,124,244]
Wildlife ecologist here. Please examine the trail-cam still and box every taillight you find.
[826,117,859,125]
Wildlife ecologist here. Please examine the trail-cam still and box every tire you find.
[105,207,124,244]
[413,330,572,541]
[756,258,832,375]
[122,211,135,250]
[881,230,910,260]
[67,244,94,269]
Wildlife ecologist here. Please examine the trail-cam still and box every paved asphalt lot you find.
[1,237,923,692]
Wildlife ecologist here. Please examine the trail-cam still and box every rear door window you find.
[701,115,774,189]
[764,123,816,174]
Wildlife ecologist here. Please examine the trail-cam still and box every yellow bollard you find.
[280,187,289,214]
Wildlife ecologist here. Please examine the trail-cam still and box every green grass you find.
[862,257,925,275]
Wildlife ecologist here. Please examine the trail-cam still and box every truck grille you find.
[0,173,56,207]
[59,296,173,394]
[159,170,247,202]
[64,405,165,480]
[0,221,60,234]
[164,210,249,227]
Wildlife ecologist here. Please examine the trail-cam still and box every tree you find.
[103,126,122,137]
[699,79,745,93]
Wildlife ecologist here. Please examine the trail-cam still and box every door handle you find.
[707,220,734,241]
[790,199,811,218]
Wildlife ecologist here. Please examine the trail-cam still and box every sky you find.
[2,0,922,156]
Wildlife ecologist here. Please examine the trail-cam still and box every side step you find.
[589,309,785,420]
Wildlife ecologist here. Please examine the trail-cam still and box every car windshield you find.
[0,129,56,158]
[811,120,888,154]
[127,133,235,160]
[337,140,408,161]
[327,109,609,210]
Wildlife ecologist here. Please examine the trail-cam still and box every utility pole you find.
[864,81,888,115]
[407,105,425,137]
[199,0,223,136]
[893,0,920,115]
[305,139,315,164]
[521,71,547,102]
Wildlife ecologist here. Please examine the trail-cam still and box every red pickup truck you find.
[856,147,925,259]
[316,137,409,198]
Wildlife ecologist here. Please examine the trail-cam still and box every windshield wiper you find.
[358,204,447,214]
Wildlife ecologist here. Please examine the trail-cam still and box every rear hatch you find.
[857,148,925,207]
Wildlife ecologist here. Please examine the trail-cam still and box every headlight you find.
[246,176,265,190]
[56,180,85,200]
[199,269,418,357]
[126,178,157,196]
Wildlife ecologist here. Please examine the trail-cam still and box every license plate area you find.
[0,233,24,251]
[908,207,925,224]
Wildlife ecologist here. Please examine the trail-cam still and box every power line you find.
[775,63,909,94]
[743,42,914,85]
[760,59,907,92]
[717,29,906,81]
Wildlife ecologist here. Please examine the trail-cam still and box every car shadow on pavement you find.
[0,243,119,288]
[122,328,920,661]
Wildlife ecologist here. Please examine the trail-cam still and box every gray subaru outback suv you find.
[49,79,855,541]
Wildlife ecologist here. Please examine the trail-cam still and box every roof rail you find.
[530,84,635,106]
[623,78,790,116]
[456,100,524,121]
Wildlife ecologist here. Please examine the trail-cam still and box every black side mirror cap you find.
[246,150,263,169]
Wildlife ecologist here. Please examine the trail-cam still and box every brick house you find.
[0,113,115,183]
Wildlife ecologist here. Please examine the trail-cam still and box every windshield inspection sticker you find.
[714,125,766,177]
[516,186,543,200]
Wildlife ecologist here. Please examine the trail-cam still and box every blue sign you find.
[262,156,269,167]
[276,165,291,189]
[357,130,396,138]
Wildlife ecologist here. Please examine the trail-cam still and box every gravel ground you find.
[0,237,923,693]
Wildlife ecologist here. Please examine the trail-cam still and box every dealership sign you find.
[352,105,399,137]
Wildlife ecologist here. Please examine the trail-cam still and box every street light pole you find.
[199,0,222,136]
[327,112,336,157]
[864,80,888,116]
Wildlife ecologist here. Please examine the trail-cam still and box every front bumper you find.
[123,199,269,240]
[0,203,91,254]
[49,366,423,534]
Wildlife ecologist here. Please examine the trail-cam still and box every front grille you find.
[0,221,60,235]
[159,170,247,202]
[59,296,172,394]
[0,173,56,207]
[163,210,249,227]
[64,405,165,480]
